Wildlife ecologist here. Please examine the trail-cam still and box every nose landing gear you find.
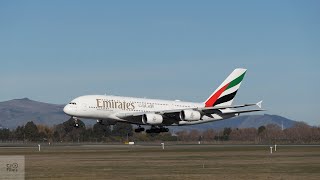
[69,117,79,128]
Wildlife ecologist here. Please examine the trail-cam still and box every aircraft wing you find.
[116,101,264,125]
[218,109,265,115]
[193,101,263,115]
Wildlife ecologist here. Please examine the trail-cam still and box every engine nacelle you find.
[142,113,163,125]
[179,110,201,121]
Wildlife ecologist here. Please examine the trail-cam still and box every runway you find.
[0,143,319,179]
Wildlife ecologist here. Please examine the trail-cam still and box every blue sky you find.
[0,0,319,125]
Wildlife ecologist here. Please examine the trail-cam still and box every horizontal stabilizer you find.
[223,109,265,115]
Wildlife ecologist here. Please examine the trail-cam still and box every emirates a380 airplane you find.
[63,68,263,133]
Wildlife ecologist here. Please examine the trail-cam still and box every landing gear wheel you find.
[146,128,160,134]
[134,126,145,133]
[160,127,169,132]
[72,117,79,128]
[146,126,169,133]
[97,119,103,125]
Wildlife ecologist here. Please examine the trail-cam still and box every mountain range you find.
[0,98,68,129]
[0,98,298,130]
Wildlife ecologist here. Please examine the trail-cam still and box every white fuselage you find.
[63,95,234,126]
[62,68,263,130]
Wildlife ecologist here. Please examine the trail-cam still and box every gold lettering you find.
[118,101,123,109]
[115,101,119,109]
[105,100,111,109]
[122,101,126,110]
[96,99,102,108]
[108,100,111,108]
[98,99,137,110]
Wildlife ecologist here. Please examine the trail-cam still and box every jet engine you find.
[179,110,201,121]
[142,113,163,125]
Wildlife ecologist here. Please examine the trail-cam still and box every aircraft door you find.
[82,103,87,111]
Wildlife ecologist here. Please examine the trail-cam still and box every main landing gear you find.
[134,126,145,133]
[97,119,103,125]
[135,125,169,133]
[146,126,169,133]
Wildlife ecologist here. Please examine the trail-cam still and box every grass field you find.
[0,143,320,180]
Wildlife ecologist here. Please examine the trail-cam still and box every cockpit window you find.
[69,102,77,105]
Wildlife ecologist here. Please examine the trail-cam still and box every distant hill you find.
[0,98,298,130]
[0,98,68,129]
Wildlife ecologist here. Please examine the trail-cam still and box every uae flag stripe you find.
[205,83,229,107]
[205,71,246,107]
[213,90,238,106]
[226,72,246,90]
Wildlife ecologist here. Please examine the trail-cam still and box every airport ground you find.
[0,143,320,180]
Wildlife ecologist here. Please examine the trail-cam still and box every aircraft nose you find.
[63,104,72,115]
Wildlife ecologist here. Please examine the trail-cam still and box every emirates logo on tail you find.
[205,69,246,107]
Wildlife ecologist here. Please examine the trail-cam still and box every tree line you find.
[0,119,176,143]
[177,122,320,144]
[0,120,319,144]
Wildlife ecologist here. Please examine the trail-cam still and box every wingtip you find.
[256,100,263,108]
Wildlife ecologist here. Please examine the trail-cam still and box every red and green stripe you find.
[205,72,246,107]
